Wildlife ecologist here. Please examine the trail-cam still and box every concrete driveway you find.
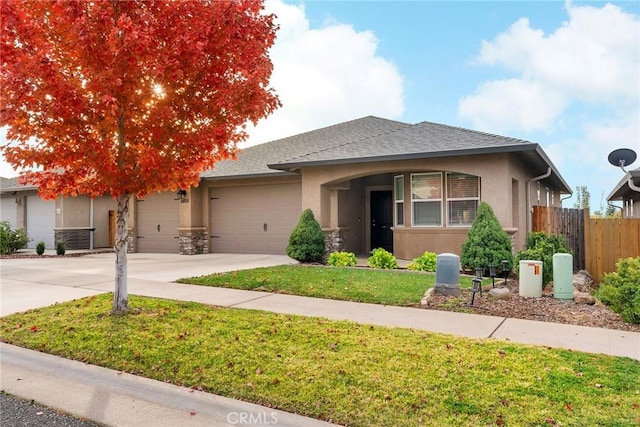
[0,252,296,316]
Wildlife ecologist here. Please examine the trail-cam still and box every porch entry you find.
[370,190,393,252]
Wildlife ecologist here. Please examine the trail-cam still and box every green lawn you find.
[178,265,489,306]
[1,295,638,426]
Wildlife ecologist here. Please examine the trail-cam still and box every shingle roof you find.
[200,116,410,179]
[202,115,570,193]
[269,120,538,168]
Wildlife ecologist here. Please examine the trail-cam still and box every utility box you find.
[434,253,460,296]
[519,260,543,298]
[553,253,573,300]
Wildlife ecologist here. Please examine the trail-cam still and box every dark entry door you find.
[371,190,393,252]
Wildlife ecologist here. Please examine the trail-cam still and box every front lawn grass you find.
[1,294,638,426]
[178,265,488,306]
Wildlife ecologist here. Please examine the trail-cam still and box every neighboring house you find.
[1,116,572,259]
[607,167,640,218]
[0,178,116,250]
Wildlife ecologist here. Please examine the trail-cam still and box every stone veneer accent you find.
[54,228,93,250]
[127,229,136,253]
[323,228,346,258]
[178,228,208,255]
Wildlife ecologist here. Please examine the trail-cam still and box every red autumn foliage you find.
[0,0,280,200]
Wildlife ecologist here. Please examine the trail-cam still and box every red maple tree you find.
[1,0,280,312]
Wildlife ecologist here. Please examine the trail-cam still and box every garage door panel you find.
[136,192,179,253]
[1,197,18,227]
[26,196,55,248]
[210,183,301,254]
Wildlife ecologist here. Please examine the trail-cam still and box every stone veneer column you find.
[323,228,346,259]
[178,227,208,255]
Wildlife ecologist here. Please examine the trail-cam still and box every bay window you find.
[411,173,442,226]
[446,172,479,226]
[394,175,404,226]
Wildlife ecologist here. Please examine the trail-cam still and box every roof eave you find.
[200,170,299,182]
[268,143,572,194]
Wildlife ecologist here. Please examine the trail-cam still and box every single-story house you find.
[1,116,571,259]
[606,167,640,218]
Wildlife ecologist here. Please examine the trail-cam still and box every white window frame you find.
[411,172,443,227]
[394,175,404,227]
[446,172,480,227]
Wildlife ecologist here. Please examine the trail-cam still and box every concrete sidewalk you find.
[1,253,639,427]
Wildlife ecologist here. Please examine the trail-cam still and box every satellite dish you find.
[608,148,637,170]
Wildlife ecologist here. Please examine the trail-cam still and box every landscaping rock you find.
[573,270,594,293]
[421,288,435,306]
[573,291,596,305]
[488,287,511,300]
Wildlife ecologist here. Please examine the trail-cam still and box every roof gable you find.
[200,116,410,179]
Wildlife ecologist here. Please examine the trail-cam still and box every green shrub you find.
[368,248,398,269]
[460,202,513,274]
[407,251,437,272]
[597,257,640,324]
[286,209,325,263]
[55,240,66,256]
[36,241,46,256]
[0,221,29,255]
[328,251,357,267]
[515,232,571,286]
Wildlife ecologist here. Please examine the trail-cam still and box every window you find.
[446,173,479,226]
[411,173,442,226]
[394,175,404,227]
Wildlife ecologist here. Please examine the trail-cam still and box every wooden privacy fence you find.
[532,206,640,281]
[584,214,640,282]
[531,206,585,272]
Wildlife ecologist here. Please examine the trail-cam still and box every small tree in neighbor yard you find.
[287,209,326,263]
[1,1,280,313]
[461,202,513,273]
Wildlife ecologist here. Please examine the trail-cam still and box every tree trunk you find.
[113,193,131,313]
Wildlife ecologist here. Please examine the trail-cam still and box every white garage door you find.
[1,197,18,227]
[210,183,301,254]
[26,195,55,248]
[135,192,180,253]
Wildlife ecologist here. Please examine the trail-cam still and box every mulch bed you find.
[422,276,640,333]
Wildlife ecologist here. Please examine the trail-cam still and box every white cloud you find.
[458,79,567,133]
[459,2,639,132]
[242,0,404,146]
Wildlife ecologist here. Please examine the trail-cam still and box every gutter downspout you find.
[526,167,552,234]
[628,177,640,193]
[89,198,94,250]
[560,193,572,207]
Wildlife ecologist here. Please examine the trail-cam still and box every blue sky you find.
[2,0,639,211]
[246,0,640,210]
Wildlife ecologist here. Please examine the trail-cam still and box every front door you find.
[370,190,393,252]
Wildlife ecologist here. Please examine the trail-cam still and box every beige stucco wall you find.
[299,153,566,259]
[55,194,116,248]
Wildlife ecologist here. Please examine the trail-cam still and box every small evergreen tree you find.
[461,202,513,273]
[286,209,326,263]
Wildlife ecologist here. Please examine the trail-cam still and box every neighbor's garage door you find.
[26,195,55,248]
[1,196,18,227]
[135,192,179,253]
[210,183,301,254]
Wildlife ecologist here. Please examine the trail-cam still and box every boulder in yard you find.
[488,287,511,300]
[573,270,594,293]
[573,291,596,305]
